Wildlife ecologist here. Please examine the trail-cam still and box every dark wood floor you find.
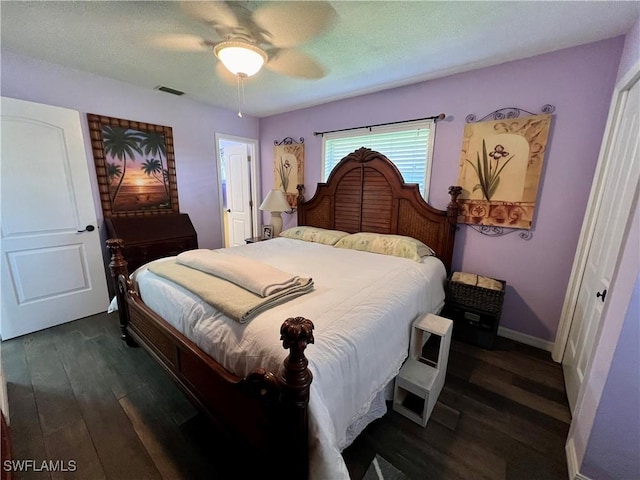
[1,313,570,480]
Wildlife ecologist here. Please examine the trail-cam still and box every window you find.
[322,119,436,198]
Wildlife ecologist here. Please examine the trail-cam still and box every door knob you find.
[226,209,231,213]
[77,225,95,233]
[596,289,607,302]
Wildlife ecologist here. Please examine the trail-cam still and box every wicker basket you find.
[446,274,506,314]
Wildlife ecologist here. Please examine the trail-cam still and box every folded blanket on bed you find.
[176,249,300,297]
[147,260,314,323]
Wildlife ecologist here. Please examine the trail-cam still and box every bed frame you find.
[107,147,460,479]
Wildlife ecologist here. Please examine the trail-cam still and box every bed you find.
[107,147,461,480]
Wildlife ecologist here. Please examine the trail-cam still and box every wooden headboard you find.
[298,147,461,272]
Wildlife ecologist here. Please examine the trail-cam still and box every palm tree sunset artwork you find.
[88,114,179,217]
[104,127,169,211]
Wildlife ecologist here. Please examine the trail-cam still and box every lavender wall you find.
[259,38,624,342]
[0,51,259,250]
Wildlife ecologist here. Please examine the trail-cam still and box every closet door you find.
[562,78,639,411]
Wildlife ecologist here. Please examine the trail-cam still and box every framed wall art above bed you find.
[273,136,305,209]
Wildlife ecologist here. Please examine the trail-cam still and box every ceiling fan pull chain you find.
[241,73,246,114]
[236,74,243,118]
[236,72,249,118]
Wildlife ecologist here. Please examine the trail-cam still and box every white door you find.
[562,78,639,411]
[223,143,254,246]
[1,97,109,340]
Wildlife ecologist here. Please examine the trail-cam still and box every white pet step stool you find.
[393,313,453,427]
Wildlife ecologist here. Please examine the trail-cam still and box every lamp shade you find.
[259,189,290,212]
[214,41,267,77]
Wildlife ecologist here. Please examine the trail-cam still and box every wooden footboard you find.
[107,239,313,480]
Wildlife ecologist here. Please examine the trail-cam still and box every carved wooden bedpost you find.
[442,186,462,274]
[106,238,136,347]
[447,185,462,219]
[296,184,305,206]
[279,317,314,480]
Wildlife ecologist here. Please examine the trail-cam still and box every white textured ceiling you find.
[1,1,638,117]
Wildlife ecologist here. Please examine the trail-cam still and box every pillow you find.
[279,226,350,246]
[334,232,435,262]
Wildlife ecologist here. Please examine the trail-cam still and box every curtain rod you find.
[313,113,446,137]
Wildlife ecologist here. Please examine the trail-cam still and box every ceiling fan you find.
[153,1,337,81]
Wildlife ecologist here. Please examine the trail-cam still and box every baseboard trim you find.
[566,437,593,480]
[498,326,554,352]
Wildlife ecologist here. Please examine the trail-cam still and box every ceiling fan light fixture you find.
[214,41,267,77]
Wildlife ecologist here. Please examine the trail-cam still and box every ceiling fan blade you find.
[181,1,266,44]
[252,1,337,48]
[266,49,326,79]
[180,1,239,29]
[148,34,212,52]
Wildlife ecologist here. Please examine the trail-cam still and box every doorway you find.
[215,134,260,247]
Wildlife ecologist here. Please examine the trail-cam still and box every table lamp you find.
[259,189,291,237]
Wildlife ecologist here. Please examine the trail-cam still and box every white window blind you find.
[322,119,436,197]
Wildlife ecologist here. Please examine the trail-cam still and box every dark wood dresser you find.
[105,213,198,272]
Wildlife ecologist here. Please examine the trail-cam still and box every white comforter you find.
[133,238,446,479]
